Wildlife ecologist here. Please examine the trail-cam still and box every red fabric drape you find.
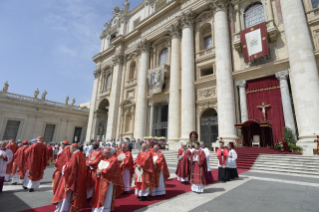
[246,76,285,143]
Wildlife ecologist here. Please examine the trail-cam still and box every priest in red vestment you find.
[52,143,87,212]
[11,141,29,185]
[52,141,71,194]
[5,139,19,181]
[146,141,154,153]
[216,138,229,182]
[23,136,49,192]
[190,142,207,193]
[134,143,156,201]
[91,148,125,212]
[117,143,134,193]
[86,141,103,199]
[47,143,54,166]
[151,145,169,196]
[175,141,191,184]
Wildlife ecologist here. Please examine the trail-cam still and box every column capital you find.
[149,102,154,107]
[166,23,181,39]
[236,80,246,88]
[275,71,289,81]
[233,4,239,11]
[178,9,196,29]
[206,0,229,14]
[93,69,101,78]
[137,39,151,54]
[112,54,125,66]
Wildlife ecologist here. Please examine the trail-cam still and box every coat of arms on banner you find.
[148,65,165,96]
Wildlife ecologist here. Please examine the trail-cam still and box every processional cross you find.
[257,102,271,121]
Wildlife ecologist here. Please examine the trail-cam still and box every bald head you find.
[103,148,111,158]
[0,141,7,149]
[141,143,147,151]
[154,145,159,152]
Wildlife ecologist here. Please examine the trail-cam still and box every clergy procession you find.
[0,131,239,212]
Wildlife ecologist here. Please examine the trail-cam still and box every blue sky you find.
[0,0,141,104]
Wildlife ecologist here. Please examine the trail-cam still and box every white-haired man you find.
[0,141,13,192]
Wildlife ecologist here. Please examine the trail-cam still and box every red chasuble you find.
[134,151,156,192]
[12,146,28,179]
[153,151,170,187]
[86,149,103,191]
[175,148,191,179]
[25,142,49,181]
[5,143,19,174]
[52,151,87,212]
[216,148,229,166]
[47,146,54,160]
[52,146,71,194]
[190,149,207,186]
[91,156,125,211]
[118,150,134,184]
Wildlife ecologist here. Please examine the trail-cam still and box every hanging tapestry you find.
[148,65,165,96]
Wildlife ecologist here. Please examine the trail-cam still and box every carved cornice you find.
[112,54,125,66]
[137,39,151,54]
[178,10,196,29]
[275,71,289,81]
[93,69,102,78]
[166,23,181,39]
[206,0,229,14]
[235,80,246,88]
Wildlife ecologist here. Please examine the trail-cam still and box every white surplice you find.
[201,147,211,171]
[151,171,166,196]
[23,170,40,189]
[92,183,114,212]
[11,171,23,184]
[226,149,238,168]
[123,168,131,191]
[135,187,149,196]
[0,149,13,177]
[55,190,72,212]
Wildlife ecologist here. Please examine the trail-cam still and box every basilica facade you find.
[85,0,319,155]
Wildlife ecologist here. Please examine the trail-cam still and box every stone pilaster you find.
[134,40,150,140]
[236,80,248,123]
[149,102,154,136]
[280,0,319,155]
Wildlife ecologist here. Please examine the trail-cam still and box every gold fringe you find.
[246,86,280,94]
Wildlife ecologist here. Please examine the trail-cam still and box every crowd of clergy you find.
[0,131,238,212]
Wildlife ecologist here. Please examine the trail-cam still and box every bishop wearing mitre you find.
[176,141,191,184]
[52,143,87,212]
[117,143,134,193]
[52,141,71,194]
[134,143,156,201]
[23,136,49,192]
[151,144,169,196]
[190,142,207,193]
[5,139,19,181]
[216,138,229,182]
[11,141,29,185]
[91,148,125,212]
[0,141,13,192]
[86,141,103,199]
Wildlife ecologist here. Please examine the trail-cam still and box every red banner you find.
[240,22,269,63]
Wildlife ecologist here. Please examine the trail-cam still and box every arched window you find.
[159,48,168,65]
[312,0,319,9]
[244,3,265,28]
[129,62,136,80]
[106,74,111,90]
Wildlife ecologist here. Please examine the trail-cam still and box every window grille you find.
[312,0,319,9]
[159,48,168,65]
[244,3,265,28]
[43,124,55,142]
[3,120,20,140]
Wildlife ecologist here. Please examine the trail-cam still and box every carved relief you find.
[93,69,102,78]
[166,24,181,38]
[197,87,216,100]
[126,89,135,99]
[137,39,151,53]
[112,54,125,66]
[206,0,229,13]
[178,9,196,29]
[197,102,217,115]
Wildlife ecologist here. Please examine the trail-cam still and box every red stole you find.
[216,148,229,166]
[52,151,87,212]
[133,151,156,192]
[5,143,19,174]
[12,146,28,179]
[118,150,134,184]
[25,142,49,181]
[153,151,170,187]
[90,157,124,211]
[190,149,207,185]
[175,148,191,179]
[86,149,103,190]
[52,146,71,194]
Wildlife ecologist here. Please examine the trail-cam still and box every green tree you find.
[283,127,296,144]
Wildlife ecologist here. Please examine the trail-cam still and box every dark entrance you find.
[200,108,218,147]
[73,127,82,143]
[153,104,168,137]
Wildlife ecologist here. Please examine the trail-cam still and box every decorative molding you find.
[166,23,181,39]
[197,101,217,115]
[197,88,216,100]
[236,80,246,88]
[196,10,214,24]
[275,70,289,81]
[93,69,102,78]
[112,54,125,66]
[178,9,196,29]
[206,0,229,14]
[137,39,151,54]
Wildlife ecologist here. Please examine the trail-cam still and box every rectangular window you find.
[133,18,140,29]
[201,67,214,77]
[3,120,20,140]
[204,36,213,49]
[43,124,55,142]
[312,0,319,8]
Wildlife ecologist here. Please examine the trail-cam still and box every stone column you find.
[236,80,248,123]
[85,69,101,142]
[134,40,150,140]
[149,102,154,136]
[166,24,181,147]
[106,55,124,140]
[234,4,240,33]
[211,0,237,142]
[281,0,319,155]
[179,10,196,140]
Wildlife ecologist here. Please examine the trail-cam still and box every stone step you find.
[258,154,319,160]
[255,161,319,167]
[250,167,319,176]
[253,163,319,171]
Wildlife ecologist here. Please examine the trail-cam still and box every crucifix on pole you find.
[257,102,271,121]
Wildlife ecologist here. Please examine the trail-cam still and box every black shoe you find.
[23,186,27,190]
[86,197,92,201]
[139,196,146,201]
[28,189,34,192]
[11,182,17,185]
[137,196,141,199]
[121,191,127,195]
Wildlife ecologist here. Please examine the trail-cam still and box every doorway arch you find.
[200,108,218,147]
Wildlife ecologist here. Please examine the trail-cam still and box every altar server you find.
[200,141,214,183]
[86,141,103,199]
[23,136,49,192]
[117,143,134,193]
[11,141,29,185]
[190,142,207,193]
[0,141,13,192]
[216,138,229,182]
[227,143,238,179]
[175,141,191,184]
[5,139,19,181]
[134,144,155,201]
[91,148,124,212]
[151,145,169,196]
[52,143,86,212]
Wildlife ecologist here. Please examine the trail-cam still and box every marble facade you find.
[86,0,319,155]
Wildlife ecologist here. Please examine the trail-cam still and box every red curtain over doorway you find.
[246,76,285,143]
